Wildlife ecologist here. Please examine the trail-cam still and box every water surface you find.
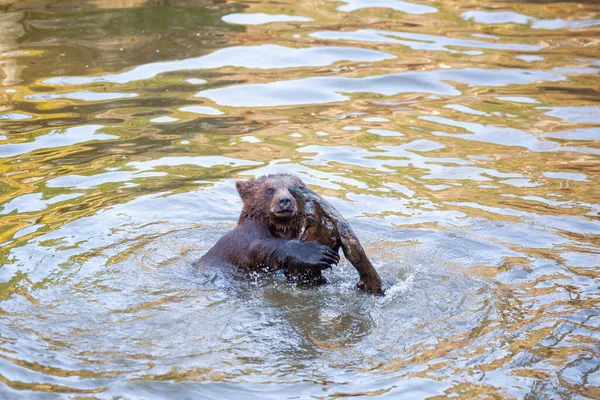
[0,0,599,398]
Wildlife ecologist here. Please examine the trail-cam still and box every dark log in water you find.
[289,185,386,295]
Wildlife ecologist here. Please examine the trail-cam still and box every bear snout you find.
[278,196,292,208]
[272,191,297,216]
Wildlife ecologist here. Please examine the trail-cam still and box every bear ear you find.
[235,179,254,199]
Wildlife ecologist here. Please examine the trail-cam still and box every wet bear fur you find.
[195,174,339,283]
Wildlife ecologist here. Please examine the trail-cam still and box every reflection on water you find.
[310,29,540,52]
[0,0,599,398]
[46,44,394,85]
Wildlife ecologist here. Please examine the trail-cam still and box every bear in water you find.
[194,174,339,282]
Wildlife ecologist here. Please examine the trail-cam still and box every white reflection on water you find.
[0,192,83,215]
[310,29,540,52]
[45,45,395,85]
[0,112,33,120]
[423,116,600,154]
[335,0,437,14]
[46,157,262,189]
[196,68,565,107]
[179,105,223,115]
[26,91,138,101]
[0,125,115,159]
[540,106,600,123]
[462,10,600,30]
[222,13,313,25]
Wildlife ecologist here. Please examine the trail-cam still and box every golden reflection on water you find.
[0,0,599,398]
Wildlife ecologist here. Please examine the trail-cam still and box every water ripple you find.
[0,125,114,159]
[0,1,598,398]
[222,13,313,25]
[311,29,540,53]
[462,10,600,30]
[45,45,394,85]
[196,68,565,106]
[335,0,437,14]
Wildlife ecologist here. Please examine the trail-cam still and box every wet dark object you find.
[290,185,386,295]
[194,174,339,279]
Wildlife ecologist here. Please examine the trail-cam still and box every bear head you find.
[236,174,306,239]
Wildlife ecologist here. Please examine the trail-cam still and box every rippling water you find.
[0,0,599,398]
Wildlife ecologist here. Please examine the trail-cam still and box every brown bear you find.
[194,174,340,281]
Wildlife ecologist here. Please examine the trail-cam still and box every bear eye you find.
[267,188,275,195]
